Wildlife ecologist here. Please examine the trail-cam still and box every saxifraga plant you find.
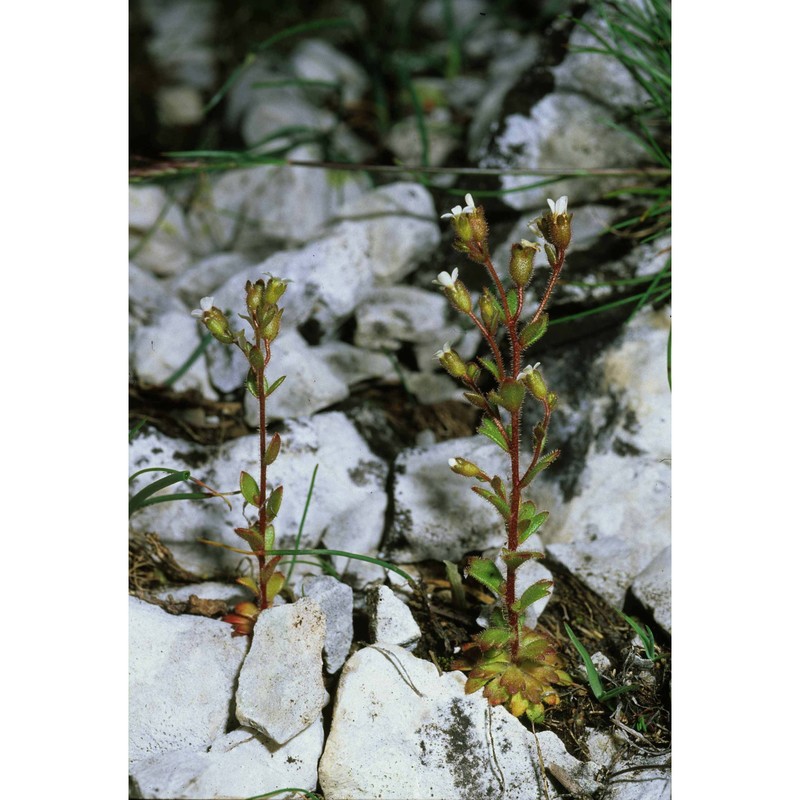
[436,193,573,724]
[190,278,288,636]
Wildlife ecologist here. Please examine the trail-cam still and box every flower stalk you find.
[438,194,574,723]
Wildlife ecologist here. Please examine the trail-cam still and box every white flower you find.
[435,342,452,359]
[516,362,542,380]
[547,196,569,216]
[432,268,459,289]
[520,238,538,249]
[191,296,214,318]
[448,458,458,468]
[441,193,476,219]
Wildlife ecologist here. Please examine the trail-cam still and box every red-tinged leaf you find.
[233,526,263,553]
[265,433,281,465]
[464,677,489,695]
[239,471,260,507]
[500,548,544,570]
[235,576,260,598]
[519,450,560,489]
[476,627,512,650]
[265,571,285,603]
[266,485,283,519]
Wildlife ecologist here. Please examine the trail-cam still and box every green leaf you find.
[564,623,606,700]
[239,471,260,507]
[519,511,549,544]
[463,391,488,410]
[265,375,286,397]
[443,560,468,610]
[520,314,549,349]
[511,579,553,613]
[235,575,260,598]
[477,356,500,381]
[472,486,510,520]
[507,289,519,317]
[478,417,509,452]
[476,626,512,649]
[465,556,503,594]
[263,524,276,551]
[266,485,283,519]
[519,450,560,488]
[245,368,259,398]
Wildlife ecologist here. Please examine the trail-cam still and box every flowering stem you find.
[256,336,276,611]
[530,248,566,326]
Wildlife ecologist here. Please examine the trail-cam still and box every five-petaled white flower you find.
[441,193,476,220]
[191,296,214,318]
[547,196,569,216]
[432,268,459,289]
[516,362,542,381]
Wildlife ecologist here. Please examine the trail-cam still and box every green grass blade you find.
[564,623,606,700]
[164,331,213,388]
[265,549,414,584]
[129,418,148,442]
[285,464,319,585]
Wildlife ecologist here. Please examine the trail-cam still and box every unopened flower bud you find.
[264,277,288,304]
[448,457,487,480]
[435,343,467,378]
[246,279,265,314]
[205,307,236,344]
[479,289,502,334]
[509,240,538,287]
[544,243,558,268]
[263,307,283,342]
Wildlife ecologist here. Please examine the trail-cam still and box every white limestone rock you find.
[385,435,510,562]
[319,644,557,800]
[483,92,649,211]
[239,328,350,420]
[631,545,671,634]
[129,262,187,327]
[129,185,192,276]
[130,308,217,398]
[172,252,254,307]
[129,721,324,799]
[546,535,655,611]
[368,585,421,649]
[552,9,652,109]
[302,575,354,673]
[129,413,388,584]
[315,340,396,387]
[236,598,329,745]
[536,730,603,798]
[128,597,248,765]
[290,38,370,106]
[354,285,456,350]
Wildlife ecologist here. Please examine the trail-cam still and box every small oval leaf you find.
[239,471,260,507]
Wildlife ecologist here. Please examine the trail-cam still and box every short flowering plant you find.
[191,277,289,636]
[435,193,574,724]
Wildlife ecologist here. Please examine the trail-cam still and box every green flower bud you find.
[433,268,473,314]
[509,240,538,287]
[262,307,283,342]
[448,457,487,480]
[544,243,558,268]
[264,277,288,304]
[206,308,236,344]
[246,279,265,314]
[479,289,502,334]
[435,343,467,378]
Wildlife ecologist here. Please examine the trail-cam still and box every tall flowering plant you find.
[191,277,289,636]
[436,194,574,724]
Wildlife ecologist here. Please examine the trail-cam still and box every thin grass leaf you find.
[164,332,213,388]
[564,623,606,700]
[443,559,468,610]
[129,418,148,442]
[285,464,319,585]
[265,548,414,584]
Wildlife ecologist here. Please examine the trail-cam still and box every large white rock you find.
[236,598,329,744]
[302,575,354,673]
[385,434,511,562]
[290,38,370,106]
[483,92,649,211]
[631,545,671,634]
[129,185,192,276]
[129,721,324,799]
[130,308,217,398]
[128,597,247,765]
[129,412,388,586]
[240,329,350,421]
[319,644,558,800]
[368,585,421,649]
